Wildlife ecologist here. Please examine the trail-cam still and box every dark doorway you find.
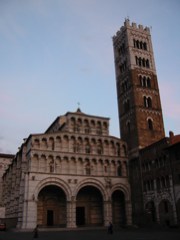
[76,207,85,226]
[37,185,67,227]
[112,190,126,226]
[47,210,54,226]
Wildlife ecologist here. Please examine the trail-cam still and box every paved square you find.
[0,228,180,240]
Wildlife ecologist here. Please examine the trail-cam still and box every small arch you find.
[147,77,151,88]
[147,118,153,130]
[122,144,127,156]
[146,59,150,68]
[34,138,40,148]
[143,42,147,50]
[117,164,122,176]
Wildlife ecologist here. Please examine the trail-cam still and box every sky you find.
[0,0,180,154]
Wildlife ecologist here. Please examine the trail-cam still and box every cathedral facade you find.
[2,109,132,229]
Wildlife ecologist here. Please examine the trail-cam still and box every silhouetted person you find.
[33,225,39,238]
[107,221,113,234]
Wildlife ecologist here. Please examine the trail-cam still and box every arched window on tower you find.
[135,56,138,65]
[142,58,146,67]
[147,77,151,88]
[147,97,152,108]
[143,42,147,50]
[147,118,153,130]
[144,96,152,108]
[144,96,147,107]
[133,39,136,48]
[127,121,131,134]
[136,40,140,49]
[146,59,150,68]
[143,76,146,86]
[139,75,142,86]
[140,41,143,49]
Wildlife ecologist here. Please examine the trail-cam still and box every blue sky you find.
[0,0,180,154]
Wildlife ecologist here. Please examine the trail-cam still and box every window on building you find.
[49,160,54,173]
[97,122,102,135]
[127,121,131,134]
[135,57,150,68]
[116,144,120,156]
[133,39,136,48]
[97,145,103,155]
[85,164,91,175]
[148,118,153,130]
[147,97,152,108]
[122,145,127,156]
[117,165,122,176]
[143,76,146,86]
[142,58,146,67]
[85,145,91,154]
[144,96,152,108]
[147,77,151,88]
[143,42,147,50]
[146,59,150,68]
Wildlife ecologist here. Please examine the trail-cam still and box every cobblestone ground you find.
[0,227,180,240]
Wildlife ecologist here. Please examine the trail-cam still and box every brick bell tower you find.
[113,19,165,156]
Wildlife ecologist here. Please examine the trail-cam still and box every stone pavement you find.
[0,227,180,240]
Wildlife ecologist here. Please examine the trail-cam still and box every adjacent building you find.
[0,153,14,220]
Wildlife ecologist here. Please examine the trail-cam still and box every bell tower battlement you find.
[113,19,156,75]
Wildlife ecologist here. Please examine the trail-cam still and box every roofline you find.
[0,153,15,158]
[65,111,110,120]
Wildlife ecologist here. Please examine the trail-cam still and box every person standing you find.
[33,225,39,238]
[107,221,113,234]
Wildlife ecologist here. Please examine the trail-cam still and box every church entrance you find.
[158,200,173,226]
[47,210,54,226]
[76,186,103,227]
[76,207,85,225]
[145,201,156,223]
[112,190,126,226]
[37,185,66,227]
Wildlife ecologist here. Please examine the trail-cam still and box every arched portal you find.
[37,185,66,227]
[76,186,103,226]
[158,199,173,226]
[112,190,126,226]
